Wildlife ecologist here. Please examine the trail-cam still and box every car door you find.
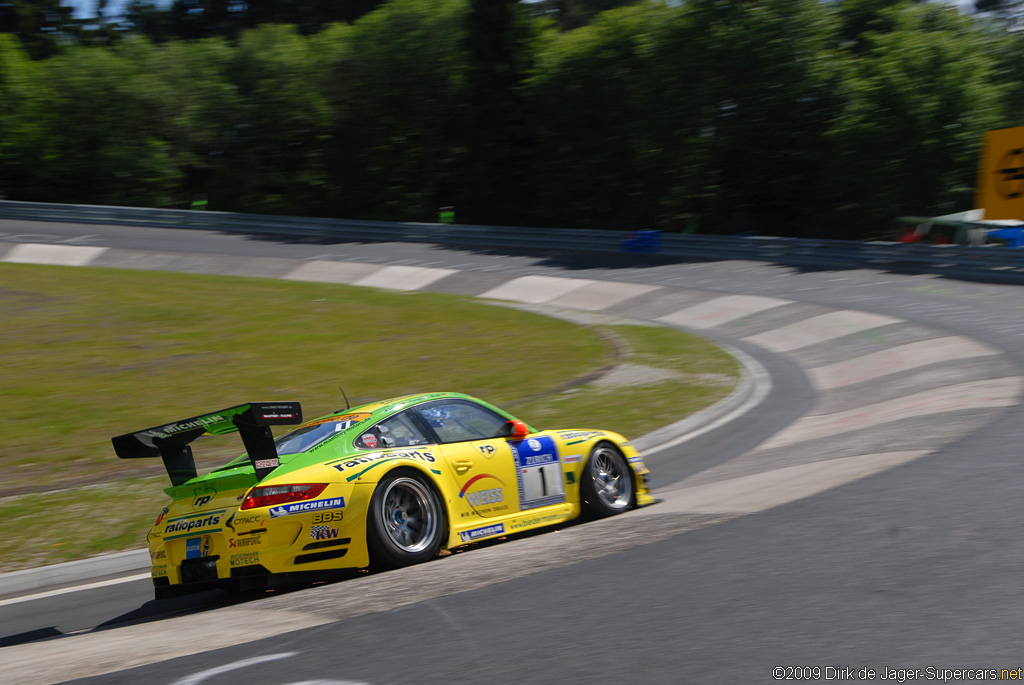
[413,399,519,520]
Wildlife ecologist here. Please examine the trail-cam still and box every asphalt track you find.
[3,220,1024,684]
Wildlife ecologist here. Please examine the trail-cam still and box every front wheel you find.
[580,443,634,518]
[367,469,447,570]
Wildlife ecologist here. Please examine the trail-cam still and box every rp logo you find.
[192,493,214,510]
[478,444,497,458]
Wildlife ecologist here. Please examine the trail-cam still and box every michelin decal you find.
[269,497,345,519]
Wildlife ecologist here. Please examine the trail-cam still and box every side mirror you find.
[501,420,530,438]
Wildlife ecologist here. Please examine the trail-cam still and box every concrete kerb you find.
[0,549,151,597]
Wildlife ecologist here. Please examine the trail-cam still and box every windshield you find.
[274,413,370,455]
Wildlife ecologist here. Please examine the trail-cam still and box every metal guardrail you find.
[3,199,1024,283]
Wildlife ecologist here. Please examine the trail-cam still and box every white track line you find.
[641,345,772,455]
[0,573,151,608]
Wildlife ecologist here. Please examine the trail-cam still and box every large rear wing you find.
[111,402,303,486]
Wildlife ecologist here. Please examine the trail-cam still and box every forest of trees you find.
[1,0,1022,239]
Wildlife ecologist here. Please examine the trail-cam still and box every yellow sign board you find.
[977,126,1024,220]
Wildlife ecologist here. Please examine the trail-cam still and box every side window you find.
[354,411,429,450]
[415,401,508,444]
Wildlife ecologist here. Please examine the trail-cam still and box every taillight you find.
[240,483,328,510]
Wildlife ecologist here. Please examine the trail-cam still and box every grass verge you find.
[0,263,737,571]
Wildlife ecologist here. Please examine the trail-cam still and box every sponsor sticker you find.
[185,537,201,559]
[459,473,505,511]
[228,535,261,548]
[628,456,650,474]
[511,435,565,510]
[144,414,224,440]
[230,552,259,567]
[564,454,582,464]
[303,413,370,428]
[152,549,166,560]
[152,564,168,577]
[192,493,214,510]
[164,511,224,536]
[269,497,345,519]
[201,534,213,557]
[330,449,436,474]
[312,511,343,524]
[465,487,503,507]
[260,412,295,420]
[459,523,505,543]
[310,525,339,541]
[557,430,601,445]
[362,433,378,449]
[225,513,265,532]
[510,513,564,531]
[253,458,279,470]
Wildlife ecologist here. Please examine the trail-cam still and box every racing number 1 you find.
[521,462,564,503]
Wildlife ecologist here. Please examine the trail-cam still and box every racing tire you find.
[367,468,447,570]
[580,443,635,519]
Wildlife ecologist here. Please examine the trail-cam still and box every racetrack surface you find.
[3,221,1024,683]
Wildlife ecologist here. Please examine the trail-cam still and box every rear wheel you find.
[580,443,634,518]
[367,469,447,570]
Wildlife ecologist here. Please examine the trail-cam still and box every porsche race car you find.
[112,392,653,599]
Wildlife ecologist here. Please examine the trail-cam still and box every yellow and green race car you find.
[112,392,653,599]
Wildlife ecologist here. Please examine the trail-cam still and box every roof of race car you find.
[177,391,505,492]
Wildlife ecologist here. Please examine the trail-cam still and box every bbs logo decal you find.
[312,511,343,524]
